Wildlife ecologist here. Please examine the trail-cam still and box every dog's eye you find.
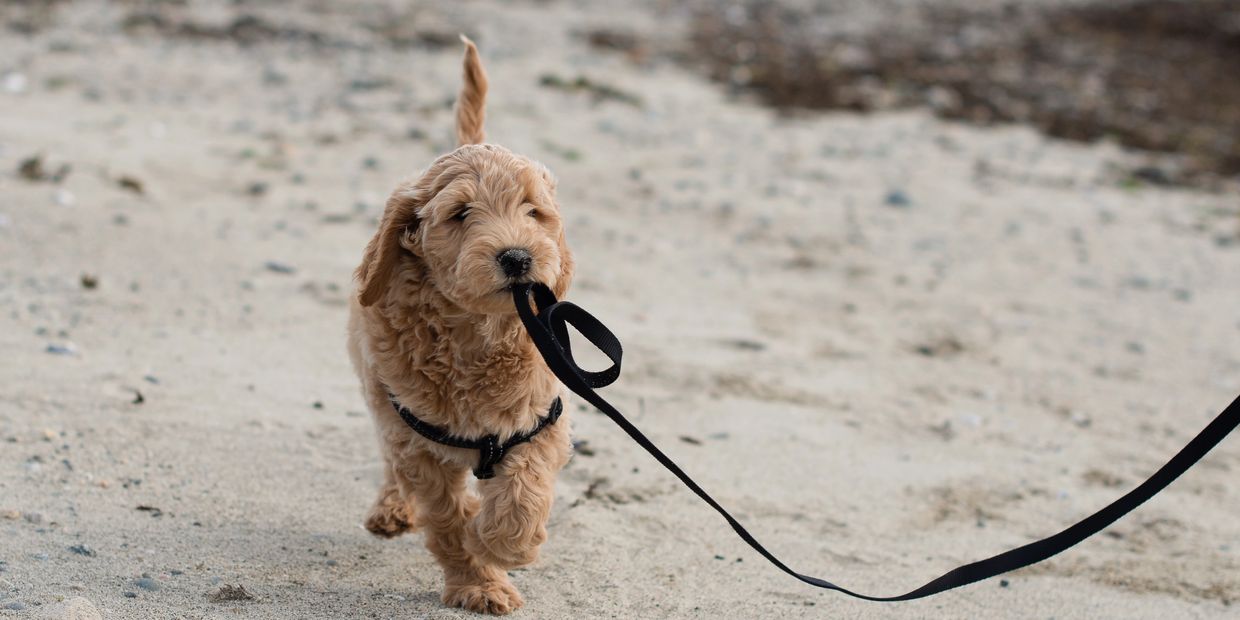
[526,208,538,219]
[451,206,470,222]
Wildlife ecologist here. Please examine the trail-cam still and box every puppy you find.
[346,37,574,615]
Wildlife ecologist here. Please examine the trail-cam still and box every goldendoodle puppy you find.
[346,37,574,615]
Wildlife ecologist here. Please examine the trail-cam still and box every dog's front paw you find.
[443,579,524,615]
[364,492,417,538]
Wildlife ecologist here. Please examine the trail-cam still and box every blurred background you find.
[1,1,1237,618]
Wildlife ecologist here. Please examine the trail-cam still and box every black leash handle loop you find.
[512,282,1240,601]
[516,286,622,390]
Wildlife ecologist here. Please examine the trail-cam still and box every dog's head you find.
[355,37,573,315]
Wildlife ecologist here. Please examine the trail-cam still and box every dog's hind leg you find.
[350,317,415,537]
[396,450,524,615]
[364,457,417,538]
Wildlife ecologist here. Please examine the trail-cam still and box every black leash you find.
[388,391,563,479]
[511,282,1240,601]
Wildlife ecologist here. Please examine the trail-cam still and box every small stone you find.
[1,510,20,520]
[135,505,163,518]
[884,189,911,208]
[264,261,295,274]
[2,72,27,94]
[53,188,76,207]
[1130,166,1171,186]
[134,577,161,591]
[1000,579,1010,588]
[311,401,323,409]
[208,584,254,603]
[24,512,44,524]
[262,68,287,86]
[122,591,137,598]
[722,338,766,351]
[117,176,144,194]
[325,559,337,566]
[19,155,46,180]
[79,274,98,289]
[247,181,268,196]
[68,544,96,557]
[348,77,392,92]
[46,342,77,355]
[4,601,26,611]
[571,439,595,457]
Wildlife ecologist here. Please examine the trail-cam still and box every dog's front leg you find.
[394,450,524,615]
[467,425,571,569]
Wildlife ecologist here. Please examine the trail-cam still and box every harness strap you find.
[388,392,563,479]
[511,281,1240,601]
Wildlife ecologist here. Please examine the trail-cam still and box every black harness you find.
[388,393,562,479]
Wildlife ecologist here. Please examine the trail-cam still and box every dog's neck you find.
[437,305,525,356]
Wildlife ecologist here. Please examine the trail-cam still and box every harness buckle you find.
[474,435,504,479]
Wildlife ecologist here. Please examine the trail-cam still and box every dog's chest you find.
[385,318,556,432]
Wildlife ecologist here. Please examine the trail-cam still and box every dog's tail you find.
[455,35,488,146]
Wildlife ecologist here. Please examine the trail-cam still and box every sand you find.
[1,1,1238,618]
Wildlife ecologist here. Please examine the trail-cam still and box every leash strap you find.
[512,282,1240,600]
[388,392,563,479]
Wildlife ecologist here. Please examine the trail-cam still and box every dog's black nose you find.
[497,248,533,278]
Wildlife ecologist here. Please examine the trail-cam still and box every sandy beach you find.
[2,1,1238,618]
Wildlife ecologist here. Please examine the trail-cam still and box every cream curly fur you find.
[346,37,574,615]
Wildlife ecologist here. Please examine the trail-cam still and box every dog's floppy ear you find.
[455,35,488,146]
[553,225,575,300]
[356,187,423,307]
[540,171,574,299]
[526,165,573,298]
